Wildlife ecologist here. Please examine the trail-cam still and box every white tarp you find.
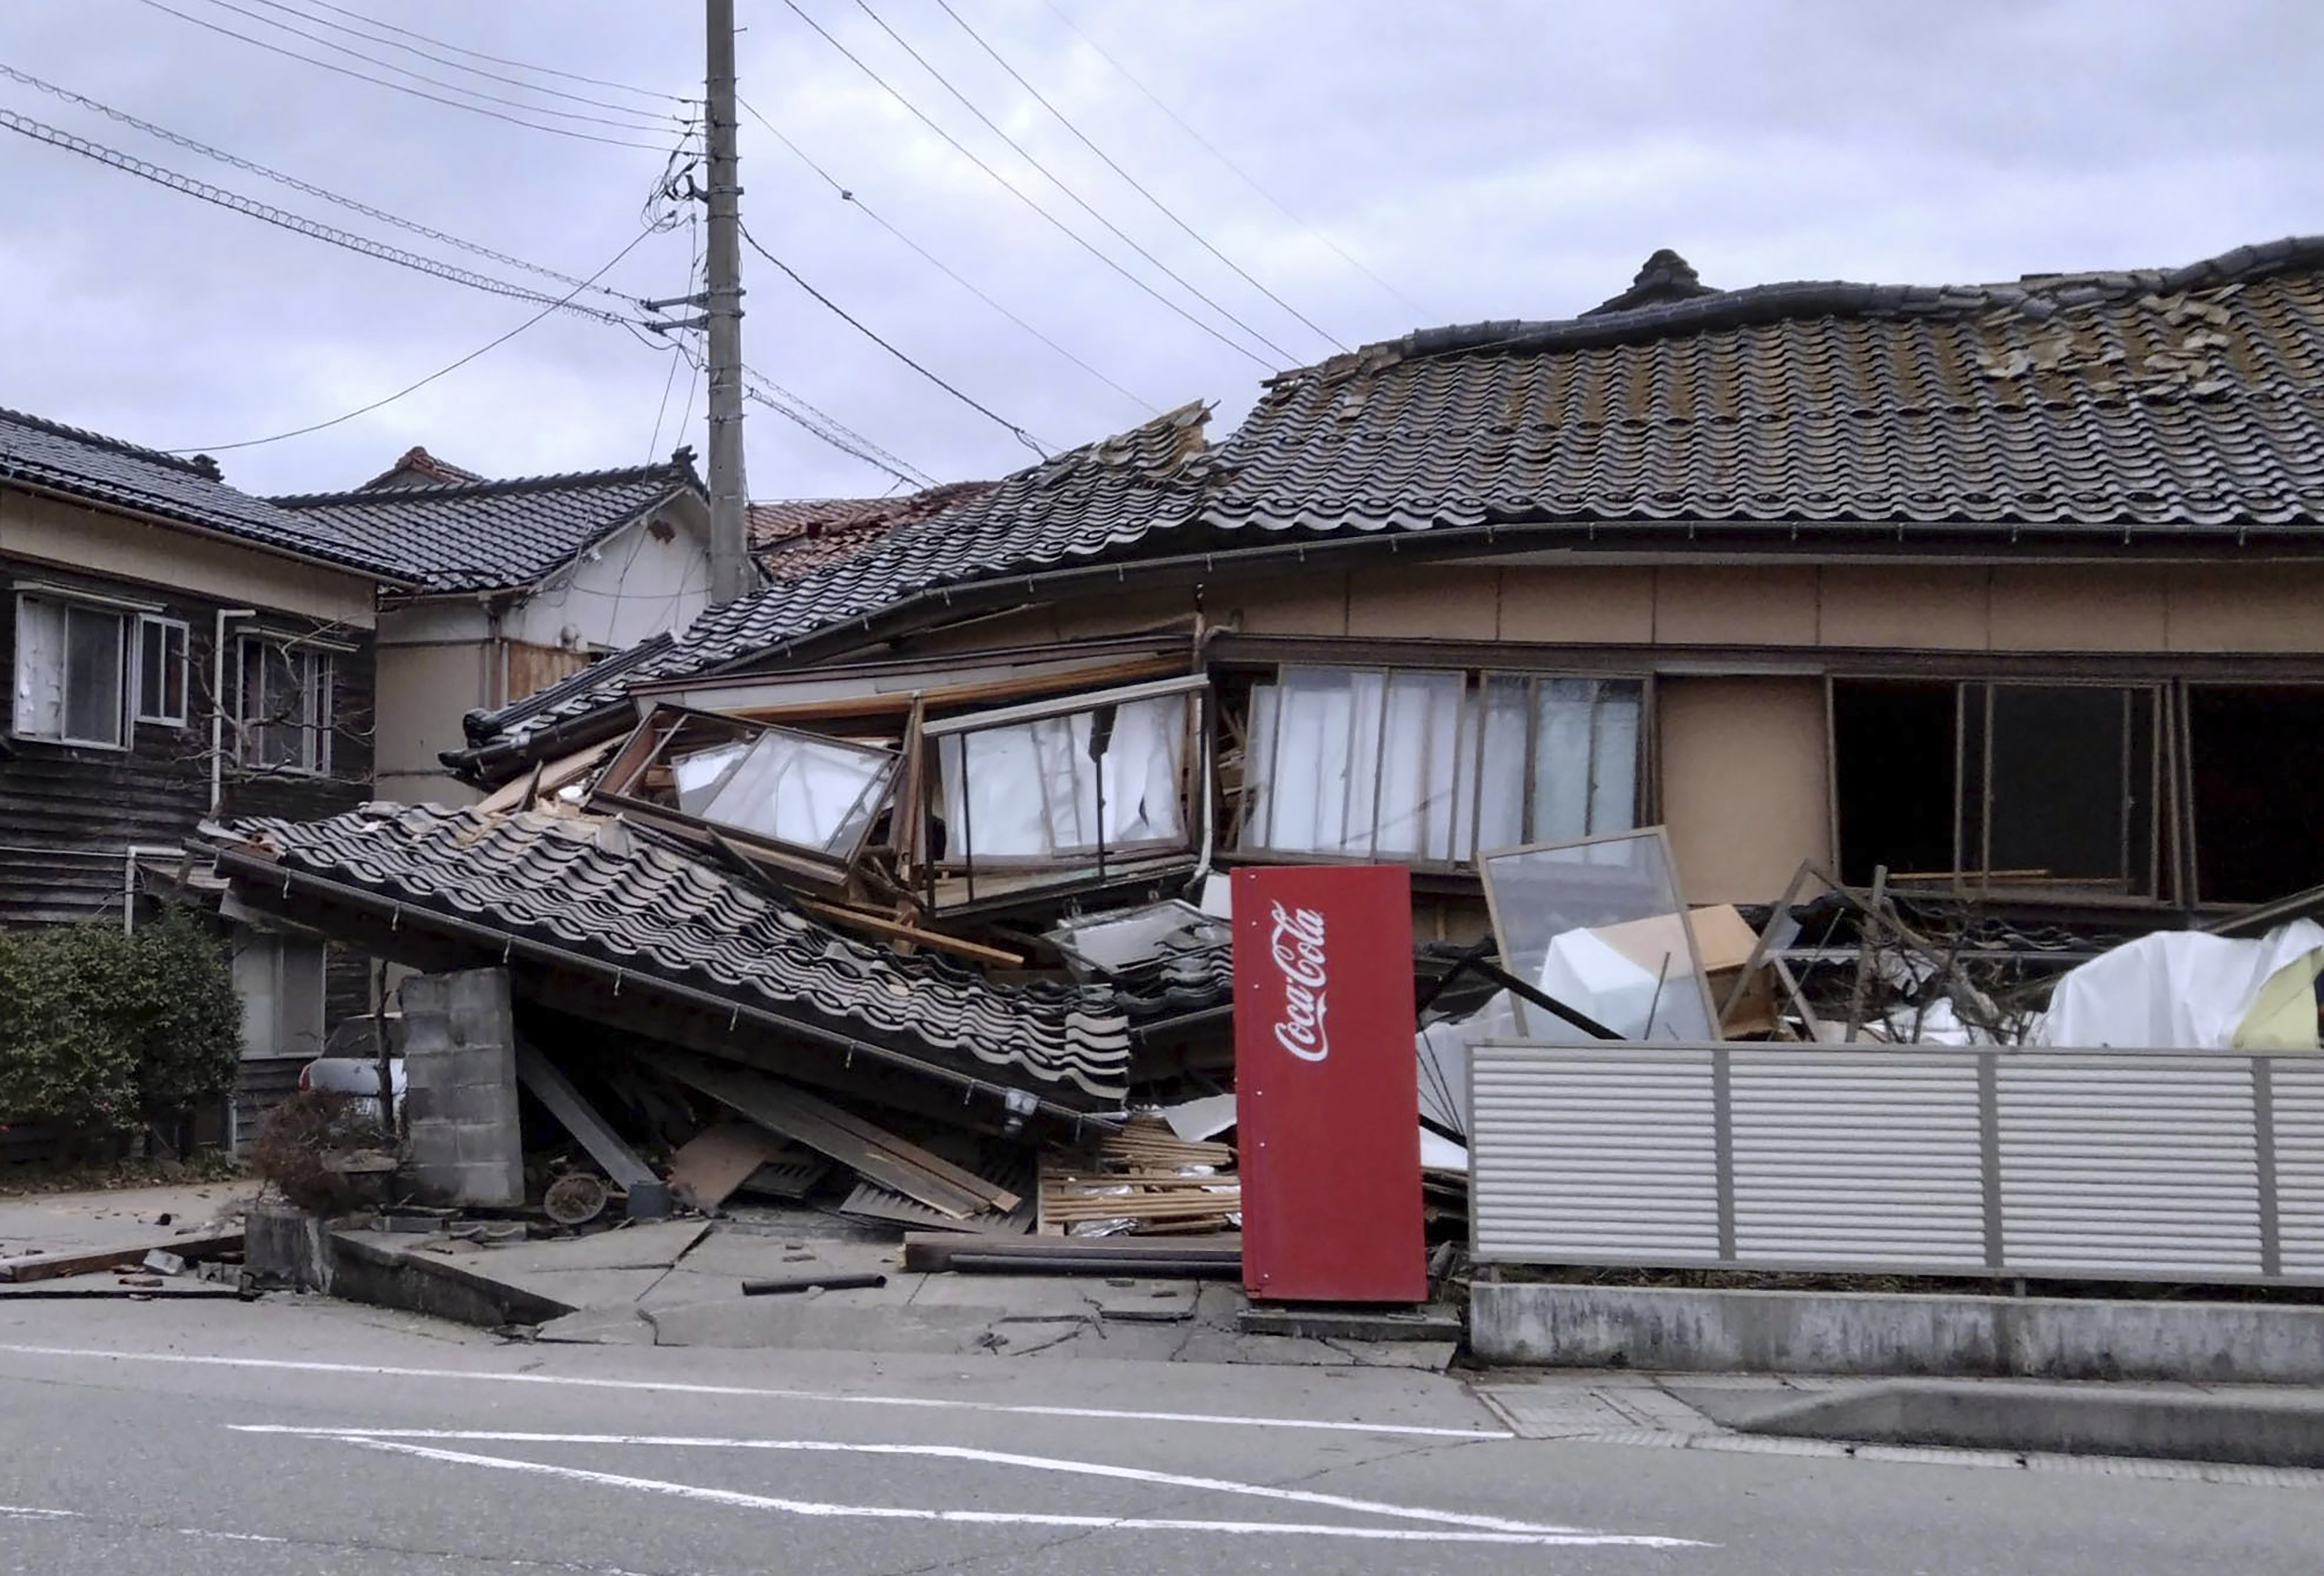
[2032,919,2324,1049]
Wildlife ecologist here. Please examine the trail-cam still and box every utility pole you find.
[704,0,749,606]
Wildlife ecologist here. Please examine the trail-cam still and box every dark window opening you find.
[1833,680,1956,887]
[2189,686,2324,905]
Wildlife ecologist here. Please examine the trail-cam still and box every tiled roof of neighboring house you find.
[461,403,1210,758]
[359,445,486,490]
[1197,234,2324,538]
[211,804,1133,1107]
[0,406,408,580]
[748,480,996,583]
[273,449,704,593]
[456,234,2324,768]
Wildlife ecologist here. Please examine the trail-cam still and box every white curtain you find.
[11,597,63,738]
[941,694,1188,861]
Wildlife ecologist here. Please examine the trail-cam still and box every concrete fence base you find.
[1470,1281,2324,1383]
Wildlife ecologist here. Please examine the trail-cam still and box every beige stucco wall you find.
[0,487,378,626]
[374,641,486,805]
[1657,677,1833,904]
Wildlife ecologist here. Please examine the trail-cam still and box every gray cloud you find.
[3,0,2317,504]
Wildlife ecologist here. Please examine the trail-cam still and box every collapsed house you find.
[205,235,2324,1245]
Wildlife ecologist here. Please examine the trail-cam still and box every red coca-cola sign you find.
[1235,864,1426,1304]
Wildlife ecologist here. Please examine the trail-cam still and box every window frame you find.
[1830,673,2166,903]
[1232,663,1649,872]
[235,633,335,776]
[134,613,191,727]
[10,592,132,750]
[921,673,1206,877]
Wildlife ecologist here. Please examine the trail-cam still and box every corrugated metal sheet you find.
[2277,1061,2324,1277]
[1470,1042,2324,1286]
[1470,1049,1719,1264]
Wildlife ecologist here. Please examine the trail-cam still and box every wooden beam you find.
[0,1230,244,1285]
[792,896,1023,969]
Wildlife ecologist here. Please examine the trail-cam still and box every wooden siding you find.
[2,555,375,926]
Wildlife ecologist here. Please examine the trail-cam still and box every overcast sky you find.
[3,0,2319,503]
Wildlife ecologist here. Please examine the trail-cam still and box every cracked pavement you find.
[3,1294,2319,1574]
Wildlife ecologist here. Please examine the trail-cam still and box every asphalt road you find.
[0,1294,2317,1574]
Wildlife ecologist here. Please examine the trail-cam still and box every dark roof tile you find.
[213,803,1131,1106]
[275,453,703,593]
[0,406,405,579]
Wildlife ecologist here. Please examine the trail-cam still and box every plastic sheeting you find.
[2032,919,2324,1049]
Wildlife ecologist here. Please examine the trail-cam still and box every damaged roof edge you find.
[209,840,1119,1123]
[441,504,2324,785]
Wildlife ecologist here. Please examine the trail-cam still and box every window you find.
[670,729,894,856]
[1239,667,1642,865]
[11,594,128,747]
[1833,679,2159,896]
[135,615,189,725]
[934,688,1193,865]
[238,636,333,774]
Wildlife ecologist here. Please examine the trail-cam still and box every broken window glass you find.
[1243,667,1641,865]
[1479,829,1718,1042]
[936,691,1191,863]
[693,730,895,857]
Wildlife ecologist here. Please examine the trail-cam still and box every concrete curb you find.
[1471,1281,2324,1382]
[1685,1379,2324,1469]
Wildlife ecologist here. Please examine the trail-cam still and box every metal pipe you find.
[121,844,185,935]
[210,607,257,815]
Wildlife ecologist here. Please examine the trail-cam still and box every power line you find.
[931,0,1346,355]
[132,0,672,150]
[0,108,643,326]
[297,0,687,105]
[774,0,1274,372]
[1039,0,1432,319]
[169,228,662,454]
[229,0,678,120]
[741,222,1050,458]
[737,93,1157,417]
[174,0,676,133]
[847,0,1297,365]
[730,357,935,488]
[0,62,662,308]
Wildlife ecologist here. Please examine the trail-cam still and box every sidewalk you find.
[328,1213,1456,1367]
[0,1180,257,1296]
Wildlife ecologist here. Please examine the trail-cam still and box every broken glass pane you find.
[1479,830,1717,1042]
[670,740,748,814]
[697,730,894,856]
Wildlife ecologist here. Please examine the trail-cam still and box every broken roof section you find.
[749,480,996,584]
[1202,234,2324,539]
[358,445,487,491]
[207,803,1134,1110]
[453,235,2324,779]
[456,401,1212,768]
[273,449,706,595]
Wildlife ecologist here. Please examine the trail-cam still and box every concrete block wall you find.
[398,967,525,1207]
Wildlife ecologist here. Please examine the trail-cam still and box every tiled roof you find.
[360,445,486,490]
[1198,235,2324,538]
[748,481,995,584]
[460,234,2324,765]
[0,406,407,580]
[274,452,703,593]
[211,804,1132,1107]
[465,403,1211,756]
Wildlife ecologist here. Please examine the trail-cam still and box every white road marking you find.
[333,1435,1704,1548]
[176,1529,289,1543]
[233,1425,1572,1534]
[0,1342,1507,1439]
[0,1503,81,1520]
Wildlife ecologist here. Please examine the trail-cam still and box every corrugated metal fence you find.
[1470,1042,2324,1286]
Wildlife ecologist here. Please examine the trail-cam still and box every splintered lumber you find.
[792,897,1024,969]
[0,1231,243,1285]
[666,1120,791,1212]
[1037,1115,1240,1234]
[656,1055,1010,1220]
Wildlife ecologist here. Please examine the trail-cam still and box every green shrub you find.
[0,910,242,1132]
